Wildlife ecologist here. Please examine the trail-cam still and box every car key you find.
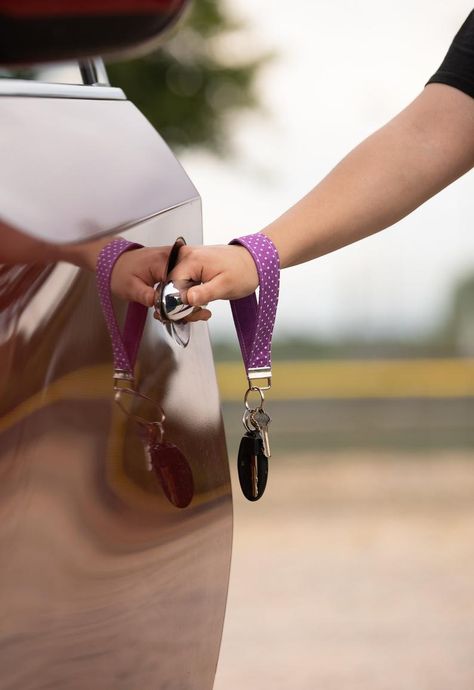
[237,430,268,501]
[251,407,271,458]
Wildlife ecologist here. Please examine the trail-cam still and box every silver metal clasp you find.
[113,369,135,386]
[247,366,272,391]
[113,378,166,434]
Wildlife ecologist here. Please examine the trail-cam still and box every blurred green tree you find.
[106,0,270,154]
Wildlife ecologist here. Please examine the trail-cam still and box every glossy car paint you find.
[0,83,232,689]
[0,88,199,244]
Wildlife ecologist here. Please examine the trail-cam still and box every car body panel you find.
[0,91,199,244]
[0,91,232,689]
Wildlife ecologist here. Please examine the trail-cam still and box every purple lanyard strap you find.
[96,238,194,508]
[230,233,280,388]
[96,233,280,393]
[96,238,147,382]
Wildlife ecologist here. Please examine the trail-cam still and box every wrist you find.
[230,231,280,298]
[238,244,260,290]
[57,235,116,271]
[258,228,289,269]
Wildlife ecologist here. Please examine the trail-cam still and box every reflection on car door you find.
[0,66,232,690]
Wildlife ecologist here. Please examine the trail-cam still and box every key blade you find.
[251,409,271,458]
[145,445,153,471]
[261,429,271,458]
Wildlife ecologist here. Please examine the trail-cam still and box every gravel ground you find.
[214,452,474,690]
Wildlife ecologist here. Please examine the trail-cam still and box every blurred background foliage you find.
[213,271,474,361]
[106,0,271,154]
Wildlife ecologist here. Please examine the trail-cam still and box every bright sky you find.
[182,0,474,342]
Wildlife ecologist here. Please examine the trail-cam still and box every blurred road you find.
[221,399,474,451]
[214,451,474,690]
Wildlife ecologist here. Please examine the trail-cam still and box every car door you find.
[0,59,232,690]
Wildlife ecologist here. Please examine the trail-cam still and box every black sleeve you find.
[426,10,474,98]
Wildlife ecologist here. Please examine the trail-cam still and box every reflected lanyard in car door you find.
[96,238,194,510]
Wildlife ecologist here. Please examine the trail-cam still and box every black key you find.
[237,431,268,501]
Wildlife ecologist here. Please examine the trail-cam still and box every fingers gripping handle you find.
[97,236,199,369]
[153,236,202,323]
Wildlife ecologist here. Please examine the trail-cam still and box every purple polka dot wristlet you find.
[96,238,147,380]
[96,238,194,509]
[96,234,280,504]
[229,233,280,502]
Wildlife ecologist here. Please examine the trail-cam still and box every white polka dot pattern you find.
[230,233,280,371]
[96,238,147,376]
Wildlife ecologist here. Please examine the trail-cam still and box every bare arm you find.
[266,83,474,268]
[59,238,171,307]
[0,226,171,309]
[175,83,474,309]
[2,83,472,314]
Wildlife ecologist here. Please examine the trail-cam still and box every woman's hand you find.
[0,225,258,321]
[109,245,170,307]
[59,236,260,321]
[169,243,259,322]
[58,237,171,307]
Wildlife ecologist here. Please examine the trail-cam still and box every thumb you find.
[187,274,228,306]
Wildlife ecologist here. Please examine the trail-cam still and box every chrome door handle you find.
[153,237,200,348]
[155,279,197,322]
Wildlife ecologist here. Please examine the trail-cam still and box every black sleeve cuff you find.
[426,73,474,99]
[426,10,474,100]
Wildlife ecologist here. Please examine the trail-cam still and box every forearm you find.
[264,84,474,268]
[0,224,171,308]
[0,221,59,264]
[0,218,111,269]
[57,236,112,270]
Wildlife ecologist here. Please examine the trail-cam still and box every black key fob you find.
[237,431,268,501]
[150,441,194,509]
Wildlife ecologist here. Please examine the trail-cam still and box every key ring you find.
[114,384,166,435]
[242,407,259,433]
[243,385,265,411]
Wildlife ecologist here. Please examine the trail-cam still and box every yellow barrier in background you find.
[216,359,474,400]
